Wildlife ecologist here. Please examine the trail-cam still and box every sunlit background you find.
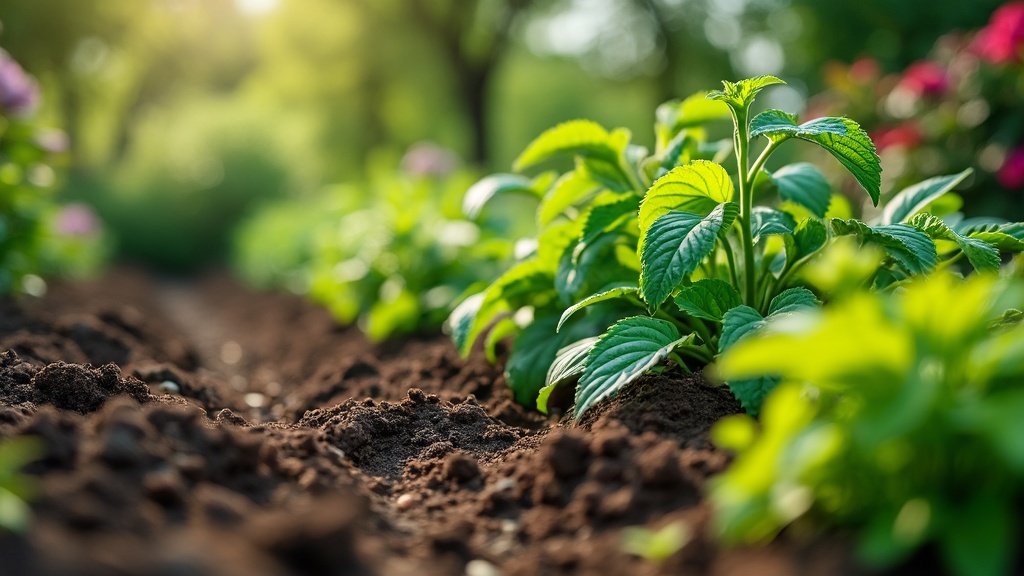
[0,0,1010,270]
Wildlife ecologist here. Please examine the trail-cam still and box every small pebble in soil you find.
[244,393,266,408]
[396,493,415,511]
[465,559,500,576]
[158,380,180,395]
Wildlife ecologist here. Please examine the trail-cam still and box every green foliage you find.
[234,154,521,342]
[451,76,1024,418]
[621,521,691,563]
[711,272,1024,576]
[0,437,42,532]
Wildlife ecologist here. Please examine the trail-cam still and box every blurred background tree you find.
[0,0,1011,270]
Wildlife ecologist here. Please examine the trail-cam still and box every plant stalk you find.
[731,107,757,306]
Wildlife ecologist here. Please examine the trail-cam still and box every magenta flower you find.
[871,122,924,152]
[54,203,101,237]
[998,146,1024,189]
[972,1,1024,64]
[898,61,949,97]
[0,50,39,116]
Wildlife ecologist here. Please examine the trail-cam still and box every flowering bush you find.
[811,2,1024,220]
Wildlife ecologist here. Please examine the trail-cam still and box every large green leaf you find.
[767,287,820,316]
[720,305,766,352]
[539,336,602,413]
[575,317,692,417]
[638,160,734,237]
[770,163,831,218]
[909,213,1000,273]
[514,120,630,171]
[783,218,829,272]
[674,278,742,323]
[881,170,973,225]
[558,284,639,332]
[505,316,564,405]
[640,203,739,310]
[707,76,785,109]
[832,219,937,275]
[464,172,554,219]
[751,207,797,244]
[537,171,602,227]
[750,111,881,205]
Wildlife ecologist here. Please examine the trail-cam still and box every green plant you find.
[710,271,1024,576]
[0,436,41,532]
[621,521,691,563]
[453,76,1024,416]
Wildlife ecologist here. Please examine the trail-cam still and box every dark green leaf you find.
[881,170,973,225]
[674,278,742,322]
[784,218,829,270]
[832,219,937,275]
[505,317,564,406]
[727,376,781,416]
[543,336,601,409]
[751,207,797,244]
[640,203,739,310]
[558,284,639,332]
[720,305,766,352]
[770,163,831,218]
[768,287,819,316]
[575,317,692,417]
[909,213,1000,273]
[578,197,638,249]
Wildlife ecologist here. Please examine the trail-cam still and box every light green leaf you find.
[505,316,564,406]
[720,305,766,352]
[831,219,937,275]
[767,287,819,316]
[638,160,734,238]
[558,284,639,332]
[579,157,634,193]
[909,213,1000,273]
[464,172,553,219]
[514,120,630,171]
[750,111,881,205]
[707,76,785,109]
[674,278,742,323]
[770,163,831,218]
[783,218,829,271]
[640,203,739,310]
[657,92,731,132]
[881,170,973,225]
[540,337,602,414]
[537,171,602,227]
[751,207,797,244]
[575,317,692,417]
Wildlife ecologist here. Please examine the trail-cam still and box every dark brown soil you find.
[0,269,894,575]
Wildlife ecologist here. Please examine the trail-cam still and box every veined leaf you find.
[751,111,881,205]
[639,160,734,239]
[720,305,766,352]
[558,284,639,332]
[640,203,739,310]
[781,218,829,275]
[909,213,1000,273]
[514,120,630,171]
[575,317,692,417]
[707,76,785,109]
[881,169,973,225]
[656,92,731,133]
[727,376,781,416]
[751,207,797,244]
[505,316,564,405]
[768,287,820,316]
[832,219,937,275]
[770,163,831,218]
[578,197,638,249]
[674,278,743,323]
[464,174,544,219]
[579,157,634,193]
[537,171,602,227]
[546,336,600,387]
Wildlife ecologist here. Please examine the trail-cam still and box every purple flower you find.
[0,50,39,116]
[401,142,460,177]
[54,203,101,237]
[972,1,1024,64]
[998,147,1024,189]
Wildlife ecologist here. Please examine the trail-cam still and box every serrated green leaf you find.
[537,170,602,227]
[640,203,739,310]
[657,92,731,133]
[750,111,881,205]
[909,213,1000,273]
[751,207,797,244]
[578,197,638,249]
[639,160,734,241]
[832,219,937,275]
[768,287,819,316]
[881,170,973,225]
[505,316,564,406]
[674,278,742,322]
[540,337,602,416]
[463,172,554,219]
[575,317,691,417]
[720,305,766,351]
[514,120,630,171]
[707,76,785,109]
[558,284,639,332]
[783,218,829,272]
[770,163,831,218]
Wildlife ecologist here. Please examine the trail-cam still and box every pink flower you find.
[998,146,1024,189]
[401,142,460,177]
[54,203,101,236]
[0,50,39,116]
[972,1,1024,64]
[849,57,881,83]
[898,61,949,97]
[871,122,924,152]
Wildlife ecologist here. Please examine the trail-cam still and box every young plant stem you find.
[723,242,741,290]
[731,107,757,307]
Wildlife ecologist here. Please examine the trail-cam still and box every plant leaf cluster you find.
[711,272,1024,576]
[453,76,1024,417]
